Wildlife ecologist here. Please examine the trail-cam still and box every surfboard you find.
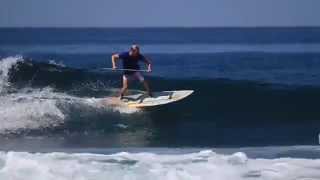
[121,90,194,108]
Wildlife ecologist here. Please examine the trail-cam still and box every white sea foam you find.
[0,56,140,134]
[48,60,66,67]
[0,56,22,93]
[84,96,141,114]
[0,57,64,133]
[0,150,319,180]
[0,87,135,134]
[0,88,66,133]
[0,88,138,134]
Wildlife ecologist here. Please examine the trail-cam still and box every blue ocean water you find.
[0,28,320,179]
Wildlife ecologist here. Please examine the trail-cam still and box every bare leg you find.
[143,80,153,97]
[119,77,128,99]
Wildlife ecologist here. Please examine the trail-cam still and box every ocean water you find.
[1,27,320,179]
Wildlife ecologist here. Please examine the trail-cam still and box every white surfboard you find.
[121,90,194,108]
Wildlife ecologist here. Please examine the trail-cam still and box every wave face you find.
[0,150,320,180]
[1,27,320,150]
[0,56,319,150]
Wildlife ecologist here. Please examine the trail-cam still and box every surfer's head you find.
[130,44,140,56]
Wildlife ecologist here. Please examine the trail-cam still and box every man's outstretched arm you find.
[142,56,152,72]
[111,54,120,69]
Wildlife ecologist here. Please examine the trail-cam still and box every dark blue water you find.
[1,28,320,150]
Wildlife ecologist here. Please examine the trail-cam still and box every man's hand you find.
[142,56,152,73]
[147,64,152,72]
[111,54,119,70]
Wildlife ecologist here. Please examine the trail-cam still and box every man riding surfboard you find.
[111,44,153,99]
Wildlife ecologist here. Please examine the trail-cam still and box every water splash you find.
[84,96,141,114]
[0,88,66,134]
[0,56,22,93]
[0,150,319,180]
